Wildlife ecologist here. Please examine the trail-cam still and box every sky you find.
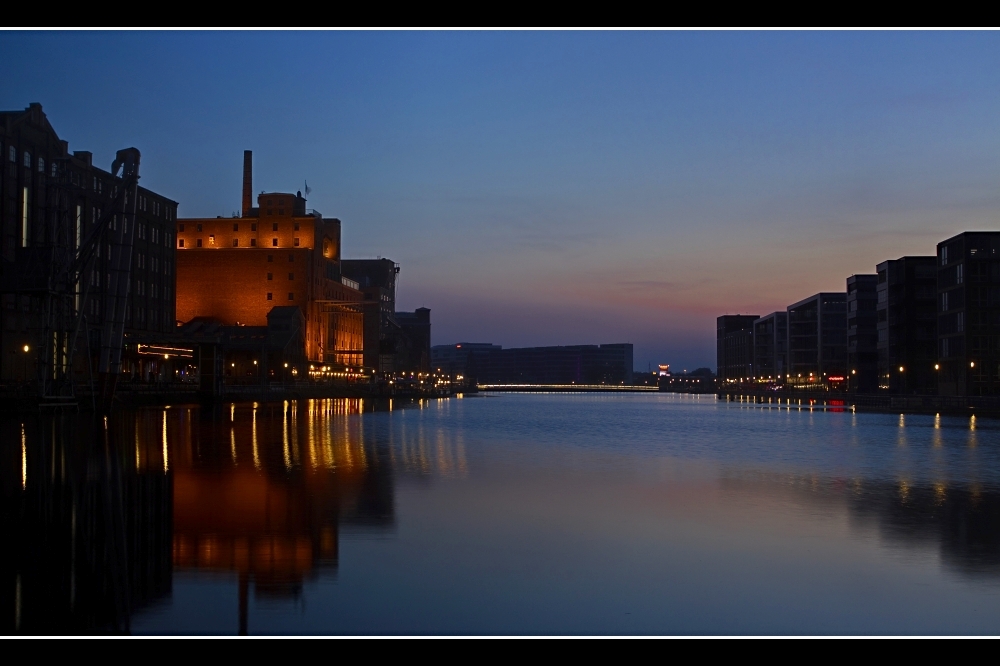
[3,30,1000,372]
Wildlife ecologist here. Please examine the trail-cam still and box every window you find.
[179,223,185,232]
[272,238,278,246]
[8,146,14,161]
[294,222,299,231]
[267,254,273,262]
[288,273,294,280]
[233,223,239,231]
[957,264,964,284]
[267,199,273,206]
[267,293,272,300]
[75,205,82,249]
[196,224,202,232]
[21,187,29,247]
[208,234,215,245]
[233,238,239,247]
[288,254,294,262]
[279,209,284,216]
[23,152,30,168]
[941,291,949,312]
[250,238,256,246]
[250,223,256,231]
[51,162,57,177]
[941,246,949,266]
[294,238,300,246]
[196,239,202,247]
[38,157,44,173]
[958,312,965,333]
[272,223,278,231]
[288,293,294,301]
[267,273,273,280]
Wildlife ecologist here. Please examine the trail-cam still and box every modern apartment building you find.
[846,274,878,393]
[717,315,757,383]
[936,232,1000,396]
[875,257,937,394]
[786,293,847,388]
[752,311,787,383]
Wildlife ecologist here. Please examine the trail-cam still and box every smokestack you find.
[242,150,252,217]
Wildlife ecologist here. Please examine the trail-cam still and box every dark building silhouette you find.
[752,311,787,384]
[341,259,399,372]
[449,343,633,385]
[786,293,846,388]
[431,343,502,383]
[846,274,878,393]
[394,308,431,372]
[875,257,937,394]
[717,315,757,384]
[937,232,1000,396]
[0,103,178,385]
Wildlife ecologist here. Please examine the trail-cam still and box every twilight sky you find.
[3,31,1000,371]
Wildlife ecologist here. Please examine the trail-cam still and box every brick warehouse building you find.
[175,152,363,366]
[0,103,178,386]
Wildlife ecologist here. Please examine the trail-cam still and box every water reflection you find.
[2,398,448,634]
[0,415,171,633]
[6,393,1000,634]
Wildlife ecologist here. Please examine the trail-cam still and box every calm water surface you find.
[5,393,1000,635]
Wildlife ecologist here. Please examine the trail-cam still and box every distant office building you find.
[0,103,178,385]
[752,312,787,383]
[717,315,757,383]
[937,233,1000,396]
[846,275,878,393]
[394,308,431,372]
[457,343,633,385]
[875,257,937,394]
[175,152,363,366]
[431,342,502,381]
[341,259,400,372]
[787,293,846,388]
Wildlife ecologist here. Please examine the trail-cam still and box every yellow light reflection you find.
[21,424,26,490]
[252,405,260,469]
[162,410,169,473]
[283,400,291,470]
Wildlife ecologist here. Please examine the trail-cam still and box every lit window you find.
[272,238,278,246]
[209,234,215,245]
[267,293,272,300]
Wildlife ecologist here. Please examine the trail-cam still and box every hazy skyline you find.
[4,30,1000,371]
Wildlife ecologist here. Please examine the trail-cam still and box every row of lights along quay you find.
[0,104,451,411]
[717,231,1000,415]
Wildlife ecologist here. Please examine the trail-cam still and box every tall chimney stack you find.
[242,150,253,217]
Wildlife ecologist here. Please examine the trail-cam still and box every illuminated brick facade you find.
[177,182,363,366]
